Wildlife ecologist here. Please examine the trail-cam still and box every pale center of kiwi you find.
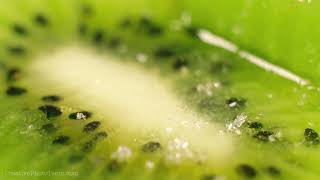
[28,46,233,162]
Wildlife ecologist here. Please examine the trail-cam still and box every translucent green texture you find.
[0,0,320,180]
[182,0,320,84]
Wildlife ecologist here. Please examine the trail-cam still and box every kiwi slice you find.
[0,0,320,180]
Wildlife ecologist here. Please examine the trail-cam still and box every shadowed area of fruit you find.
[0,0,320,180]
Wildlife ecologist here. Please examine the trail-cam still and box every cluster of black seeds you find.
[77,7,126,49]
[78,24,122,48]
[118,16,164,37]
[6,13,48,57]
[7,23,26,55]
[236,164,281,178]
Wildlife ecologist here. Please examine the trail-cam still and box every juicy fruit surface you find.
[182,0,320,84]
[0,0,320,180]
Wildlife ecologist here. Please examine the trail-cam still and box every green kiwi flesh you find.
[0,0,320,180]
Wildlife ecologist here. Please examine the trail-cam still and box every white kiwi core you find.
[28,46,233,163]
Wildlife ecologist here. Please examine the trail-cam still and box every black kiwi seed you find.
[119,18,132,28]
[226,98,246,109]
[185,26,198,38]
[82,140,95,152]
[201,174,217,180]
[93,30,104,44]
[248,122,263,129]
[8,46,26,55]
[34,14,49,26]
[78,23,88,35]
[7,68,21,81]
[108,37,121,48]
[83,121,101,133]
[142,141,161,152]
[154,47,175,58]
[147,25,163,36]
[93,131,108,141]
[138,16,163,36]
[52,135,70,144]
[139,16,152,27]
[236,164,257,178]
[173,57,188,70]
[82,5,93,16]
[304,128,319,145]
[6,86,27,96]
[41,123,57,134]
[266,166,281,177]
[69,111,92,120]
[108,160,122,172]
[69,155,84,163]
[12,24,28,36]
[253,131,274,142]
[41,95,62,102]
[38,105,62,118]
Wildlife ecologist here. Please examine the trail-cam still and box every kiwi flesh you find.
[0,0,320,180]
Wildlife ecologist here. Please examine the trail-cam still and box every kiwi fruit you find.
[0,0,320,180]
